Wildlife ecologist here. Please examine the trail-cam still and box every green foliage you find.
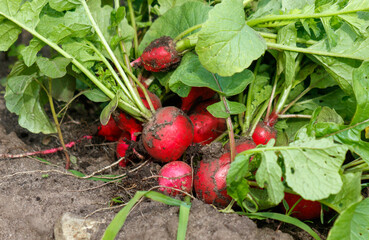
[196,0,267,76]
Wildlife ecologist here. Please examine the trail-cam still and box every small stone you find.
[54,212,105,240]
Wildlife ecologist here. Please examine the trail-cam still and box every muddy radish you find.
[158,161,193,196]
[142,106,194,162]
[132,36,181,72]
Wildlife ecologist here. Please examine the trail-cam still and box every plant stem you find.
[319,118,369,139]
[213,74,236,162]
[342,158,364,170]
[87,42,133,102]
[267,42,366,61]
[246,8,369,27]
[264,72,280,123]
[280,85,313,115]
[114,0,134,85]
[127,0,139,58]
[278,114,312,119]
[248,100,268,137]
[258,32,317,45]
[174,24,202,42]
[243,57,262,134]
[80,0,151,120]
[48,79,71,169]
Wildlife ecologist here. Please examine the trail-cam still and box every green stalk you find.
[267,42,366,61]
[248,100,269,137]
[243,57,262,134]
[213,74,236,162]
[127,0,139,58]
[87,42,133,102]
[246,8,369,27]
[114,0,134,84]
[258,32,318,45]
[0,11,143,119]
[174,24,202,42]
[48,79,71,169]
[342,159,365,170]
[80,0,151,120]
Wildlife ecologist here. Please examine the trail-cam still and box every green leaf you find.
[139,1,211,54]
[241,212,322,240]
[321,172,362,213]
[281,129,347,200]
[327,198,369,240]
[21,38,45,67]
[351,61,369,125]
[51,75,76,102]
[315,106,344,125]
[100,90,122,125]
[277,23,298,86]
[49,0,80,11]
[36,57,71,78]
[207,99,246,118]
[102,191,147,240]
[5,74,56,134]
[335,124,369,164]
[155,0,203,15]
[227,153,252,206]
[170,52,254,97]
[256,150,284,204]
[0,20,22,51]
[177,197,191,240]
[196,0,267,76]
[308,24,368,94]
[83,89,110,102]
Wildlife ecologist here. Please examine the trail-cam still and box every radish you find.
[181,87,216,113]
[158,161,193,196]
[281,193,322,220]
[116,132,131,167]
[133,36,181,72]
[116,111,143,141]
[190,113,226,145]
[137,88,162,110]
[98,116,123,142]
[225,138,256,154]
[252,122,277,145]
[189,100,226,145]
[194,152,233,207]
[142,106,194,163]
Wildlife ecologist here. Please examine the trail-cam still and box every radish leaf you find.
[282,129,347,200]
[206,100,246,118]
[170,52,253,97]
[256,149,284,204]
[196,0,267,76]
[139,1,211,54]
[321,172,362,213]
[4,74,56,134]
[327,198,369,240]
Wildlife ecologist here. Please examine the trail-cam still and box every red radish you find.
[142,106,194,163]
[116,111,143,141]
[265,111,278,127]
[158,161,193,196]
[194,152,233,207]
[98,117,123,141]
[181,87,216,113]
[133,36,181,72]
[252,122,277,145]
[189,99,226,145]
[116,132,131,167]
[225,138,256,154]
[190,113,226,145]
[137,88,162,110]
[281,193,322,220]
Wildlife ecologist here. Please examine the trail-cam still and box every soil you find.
[0,53,328,239]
